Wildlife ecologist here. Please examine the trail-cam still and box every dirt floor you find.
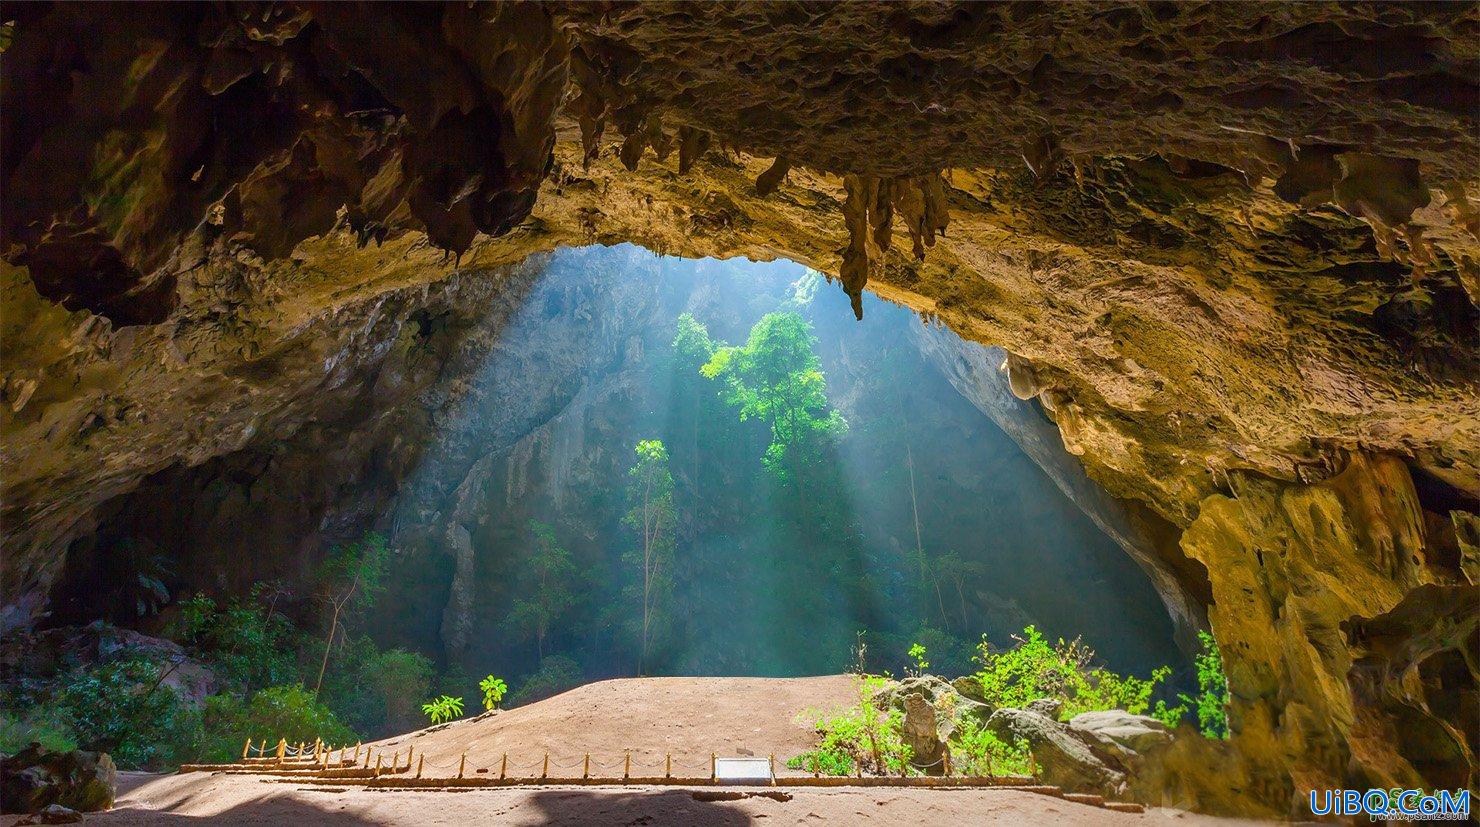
[23,772,1259,825]
[2,677,1265,824]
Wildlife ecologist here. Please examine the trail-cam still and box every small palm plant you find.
[421,695,465,724]
[479,675,507,711]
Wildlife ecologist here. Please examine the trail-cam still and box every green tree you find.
[506,521,578,662]
[700,312,846,483]
[624,439,676,675]
[312,533,389,694]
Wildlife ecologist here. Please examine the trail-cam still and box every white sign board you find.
[714,757,774,784]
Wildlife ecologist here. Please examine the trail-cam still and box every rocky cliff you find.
[2,2,1476,816]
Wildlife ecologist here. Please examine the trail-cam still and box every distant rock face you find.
[1,2,1477,818]
[0,745,116,814]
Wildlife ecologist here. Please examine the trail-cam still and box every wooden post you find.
[353,743,361,764]
[710,753,716,781]
[375,754,383,774]
[406,745,414,771]
[416,756,424,779]
[276,738,287,766]
[583,753,590,779]
[541,753,549,779]
[944,750,952,777]
[391,751,399,773]
[768,754,775,786]
[258,739,265,757]
[500,753,507,780]
[242,738,251,760]
[665,753,671,779]
[624,753,630,780]
[458,753,466,779]
[314,738,322,761]
[297,741,305,759]
[855,760,861,779]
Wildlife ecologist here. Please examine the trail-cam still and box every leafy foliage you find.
[506,521,579,662]
[700,312,846,482]
[788,676,912,776]
[1178,631,1229,738]
[421,695,464,724]
[906,643,929,677]
[479,675,507,711]
[969,625,1175,718]
[34,657,200,769]
[201,685,357,762]
[950,716,1031,777]
[171,591,296,692]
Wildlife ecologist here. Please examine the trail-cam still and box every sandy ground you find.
[2,677,1266,824]
[365,675,865,779]
[9,772,1258,826]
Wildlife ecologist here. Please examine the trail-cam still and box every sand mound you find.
[367,675,862,778]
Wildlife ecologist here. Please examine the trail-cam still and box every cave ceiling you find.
[4,1,1476,583]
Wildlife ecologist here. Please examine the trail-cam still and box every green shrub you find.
[420,695,464,725]
[171,592,296,692]
[201,684,358,762]
[1178,631,1229,738]
[969,625,1174,718]
[479,676,507,711]
[53,657,201,769]
[0,706,77,754]
[950,716,1031,778]
[788,676,911,776]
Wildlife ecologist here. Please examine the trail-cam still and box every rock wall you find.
[1163,453,1477,816]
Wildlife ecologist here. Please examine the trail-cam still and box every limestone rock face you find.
[1176,452,1476,816]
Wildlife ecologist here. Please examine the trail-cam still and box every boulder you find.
[1068,711,1173,767]
[987,707,1127,796]
[900,693,947,774]
[872,675,992,775]
[1,744,116,814]
[1025,698,1064,721]
[16,803,84,824]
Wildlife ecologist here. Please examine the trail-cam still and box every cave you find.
[1,2,1476,821]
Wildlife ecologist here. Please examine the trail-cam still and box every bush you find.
[420,695,464,724]
[201,685,358,762]
[1179,631,1229,738]
[48,657,200,770]
[787,676,911,776]
[950,716,1031,777]
[171,592,296,692]
[969,625,1175,719]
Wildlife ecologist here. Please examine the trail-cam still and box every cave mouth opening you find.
[50,243,1193,716]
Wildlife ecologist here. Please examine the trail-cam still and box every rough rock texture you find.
[1172,452,1477,815]
[872,675,992,775]
[0,744,117,814]
[2,2,1478,817]
[988,707,1129,797]
[1068,711,1174,768]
